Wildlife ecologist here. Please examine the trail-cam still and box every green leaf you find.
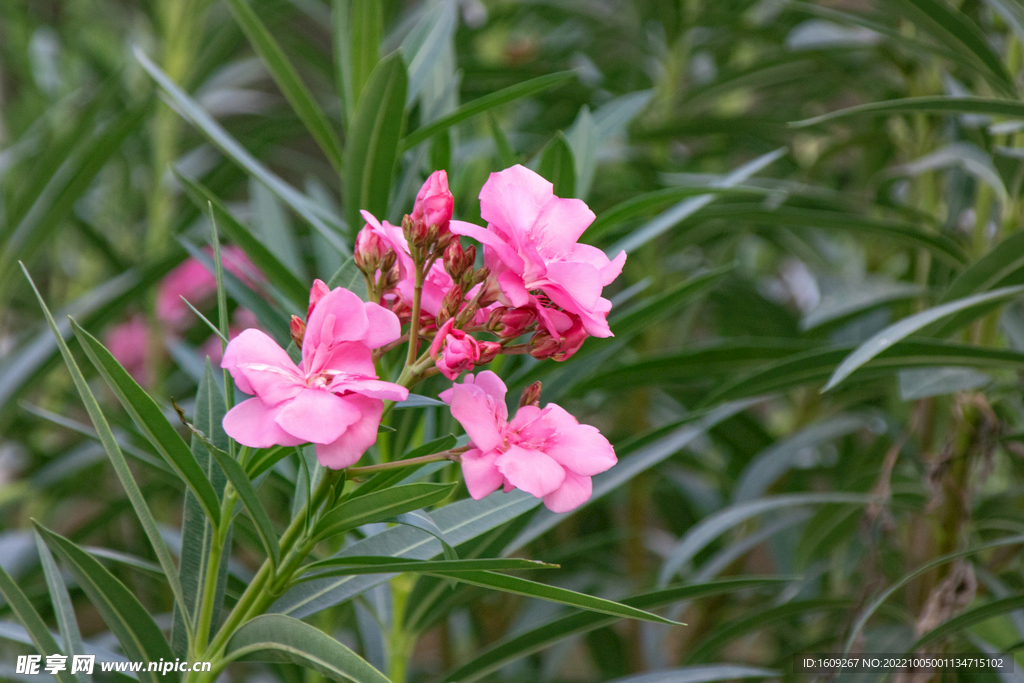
[686,205,967,266]
[34,524,177,683]
[274,491,541,618]
[0,563,78,683]
[608,148,786,255]
[912,596,1024,651]
[436,577,788,683]
[842,533,1024,654]
[133,47,349,253]
[343,52,407,232]
[225,0,343,170]
[70,320,222,527]
[203,441,280,566]
[312,482,456,543]
[791,96,1024,128]
[706,341,1024,404]
[417,570,680,626]
[172,361,230,657]
[505,401,754,554]
[353,435,457,497]
[223,614,390,683]
[0,107,145,297]
[488,114,517,167]
[824,286,1024,390]
[536,132,576,198]
[21,265,192,636]
[685,599,852,663]
[400,72,575,151]
[658,493,875,585]
[898,366,991,400]
[300,556,556,581]
[326,256,369,301]
[801,280,926,331]
[388,510,458,563]
[34,533,90,683]
[893,0,1015,96]
[177,173,309,310]
[246,445,290,480]
[349,0,382,105]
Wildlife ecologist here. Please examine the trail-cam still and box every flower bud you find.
[412,170,454,235]
[518,381,542,408]
[402,214,431,250]
[490,306,538,338]
[477,341,502,365]
[354,225,387,274]
[429,319,480,380]
[444,240,476,282]
[529,315,587,362]
[290,315,306,348]
[307,279,331,318]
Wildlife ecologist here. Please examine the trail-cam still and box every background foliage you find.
[4,0,1024,681]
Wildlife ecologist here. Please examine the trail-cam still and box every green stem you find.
[191,486,237,661]
[347,449,463,476]
[405,261,426,368]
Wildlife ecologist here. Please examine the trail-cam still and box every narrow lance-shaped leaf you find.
[343,52,407,233]
[206,441,281,566]
[0,563,79,683]
[133,47,349,252]
[298,556,557,581]
[34,533,91,683]
[792,96,1024,128]
[313,482,457,542]
[225,0,344,170]
[824,286,1024,390]
[417,570,682,626]
[401,72,576,151]
[223,614,390,683]
[21,265,192,637]
[71,320,222,527]
[435,577,789,683]
[176,173,309,310]
[34,524,177,683]
[536,132,576,198]
[911,596,1024,651]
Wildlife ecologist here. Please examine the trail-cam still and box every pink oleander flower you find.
[201,308,260,364]
[156,246,261,330]
[440,371,616,512]
[412,170,454,234]
[429,319,480,380]
[221,282,409,469]
[450,165,626,346]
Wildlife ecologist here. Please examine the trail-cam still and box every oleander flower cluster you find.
[220,166,625,511]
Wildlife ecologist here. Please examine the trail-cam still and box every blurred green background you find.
[4,0,1024,681]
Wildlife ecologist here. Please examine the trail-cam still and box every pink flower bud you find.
[519,381,542,408]
[443,240,476,282]
[412,170,453,234]
[290,315,306,348]
[430,323,481,381]
[354,225,388,273]
[490,306,538,338]
[529,315,587,362]
[308,279,331,318]
[476,341,502,365]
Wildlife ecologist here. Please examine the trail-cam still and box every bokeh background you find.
[3,0,1024,681]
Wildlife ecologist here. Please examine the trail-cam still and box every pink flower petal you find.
[274,388,361,444]
[497,270,533,308]
[221,329,304,404]
[314,394,384,469]
[223,398,305,448]
[532,197,595,257]
[527,404,617,477]
[460,448,504,500]
[330,377,409,401]
[542,470,593,513]
[311,341,376,378]
[449,376,506,452]
[542,261,603,312]
[361,301,402,349]
[478,165,553,240]
[494,445,565,498]
[450,220,525,272]
[302,287,370,362]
